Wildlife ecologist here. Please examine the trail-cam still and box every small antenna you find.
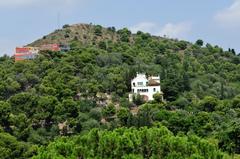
[57,12,61,29]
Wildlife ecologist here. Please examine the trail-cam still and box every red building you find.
[15,47,39,61]
[39,44,61,51]
[14,44,70,62]
[39,44,70,52]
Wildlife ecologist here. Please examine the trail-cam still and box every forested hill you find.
[29,23,134,47]
[29,23,240,101]
[1,23,240,158]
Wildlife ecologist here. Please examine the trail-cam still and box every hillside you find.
[29,23,166,49]
[0,23,240,158]
[29,23,130,47]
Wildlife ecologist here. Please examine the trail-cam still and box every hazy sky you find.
[0,0,240,55]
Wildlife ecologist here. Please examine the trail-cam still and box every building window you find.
[136,89,148,93]
[146,82,148,86]
[133,82,135,87]
[132,89,134,93]
[153,88,156,92]
[137,82,143,86]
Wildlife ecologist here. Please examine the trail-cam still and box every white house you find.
[129,73,163,102]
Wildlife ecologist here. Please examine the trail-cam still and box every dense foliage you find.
[0,24,240,158]
[33,126,230,159]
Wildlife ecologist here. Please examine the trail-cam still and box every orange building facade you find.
[39,44,70,52]
[15,47,39,61]
[14,44,70,62]
[39,44,61,51]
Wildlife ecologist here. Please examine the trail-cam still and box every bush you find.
[195,39,204,46]
[117,28,131,42]
[107,27,116,32]
[199,96,218,112]
[63,24,70,28]
[153,93,163,103]
[132,94,144,105]
[94,25,103,36]
[89,107,102,121]
[102,104,116,117]
[232,95,240,108]
[176,40,188,50]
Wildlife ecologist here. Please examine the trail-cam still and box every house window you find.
[132,89,134,93]
[153,88,156,92]
[137,89,148,93]
[146,82,148,86]
[137,82,143,86]
[133,82,135,87]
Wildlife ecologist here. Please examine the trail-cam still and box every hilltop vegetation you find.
[0,23,240,158]
[33,126,229,159]
[30,24,125,47]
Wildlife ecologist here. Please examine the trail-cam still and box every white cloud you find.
[157,22,192,39]
[130,22,192,39]
[130,22,157,34]
[214,0,240,28]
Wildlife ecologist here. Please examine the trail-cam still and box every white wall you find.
[130,74,162,101]
[131,74,148,87]
[132,86,161,100]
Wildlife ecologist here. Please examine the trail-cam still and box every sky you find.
[0,0,240,56]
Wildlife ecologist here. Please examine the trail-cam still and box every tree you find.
[60,98,79,118]
[94,25,102,36]
[0,101,11,129]
[219,120,240,154]
[173,97,190,109]
[9,93,37,117]
[89,107,102,121]
[34,96,59,127]
[199,96,218,112]
[153,93,163,103]
[98,41,107,50]
[33,126,229,159]
[176,40,188,50]
[0,132,36,159]
[107,26,116,32]
[195,39,203,46]
[117,28,131,42]
[81,119,100,131]
[63,24,70,28]
[117,107,130,125]
[232,95,240,108]
[132,94,144,105]
[102,104,116,118]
